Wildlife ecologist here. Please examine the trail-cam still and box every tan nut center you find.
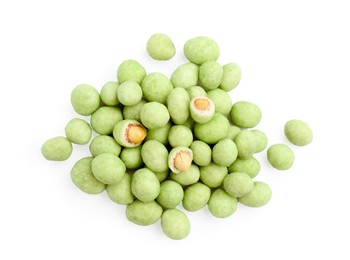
[194,98,210,111]
[174,151,192,172]
[126,124,146,144]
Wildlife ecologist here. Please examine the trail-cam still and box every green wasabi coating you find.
[251,129,268,153]
[126,200,162,226]
[156,180,184,209]
[170,164,200,186]
[65,118,92,145]
[220,63,241,91]
[117,80,143,106]
[91,106,123,135]
[284,119,313,146]
[71,84,100,116]
[194,113,230,144]
[166,88,190,124]
[70,157,106,194]
[170,62,199,89]
[145,121,172,145]
[190,96,215,124]
[230,101,262,128]
[267,143,295,170]
[41,136,72,161]
[146,33,176,61]
[239,181,272,207]
[131,168,160,202]
[225,125,241,141]
[228,156,260,178]
[123,99,146,121]
[184,36,220,65]
[187,86,207,99]
[199,61,223,90]
[113,119,146,148]
[140,102,170,129]
[199,162,228,188]
[223,172,254,197]
[235,130,257,159]
[91,153,126,185]
[182,182,211,211]
[181,116,195,130]
[100,81,119,106]
[154,170,169,183]
[207,88,232,115]
[120,146,143,169]
[212,139,238,166]
[141,140,169,172]
[161,209,190,240]
[190,141,211,166]
[117,60,146,85]
[107,174,134,205]
[208,188,238,218]
[141,72,173,104]
[89,135,121,157]
[168,125,193,148]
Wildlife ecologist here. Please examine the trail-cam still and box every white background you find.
[1,0,349,259]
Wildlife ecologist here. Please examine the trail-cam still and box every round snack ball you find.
[220,63,241,91]
[161,209,190,240]
[100,81,119,106]
[131,168,160,202]
[230,101,262,128]
[123,99,146,121]
[284,119,313,146]
[194,113,230,144]
[168,147,193,174]
[208,189,238,218]
[184,36,220,65]
[145,121,172,145]
[267,143,295,170]
[117,59,146,85]
[70,157,106,194]
[239,181,272,207]
[65,118,92,145]
[190,141,211,166]
[235,130,257,159]
[182,182,211,211]
[41,136,72,161]
[187,86,207,99]
[166,88,190,124]
[190,96,215,124]
[223,172,254,197]
[141,140,169,172]
[71,84,100,116]
[89,135,121,157]
[140,102,170,130]
[154,170,169,183]
[107,174,134,205]
[120,146,143,170]
[170,62,199,89]
[168,125,193,148]
[146,33,176,61]
[251,129,268,153]
[126,200,163,226]
[91,153,126,185]
[156,180,184,209]
[212,139,238,166]
[181,116,195,130]
[91,106,123,135]
[113,119,147,148]
[200,162,228,188]
[170,164,200,186]
[141,72,173,104]
[207,88,232,115]
[225,125,241,141]
[117,80,143,106]
[228,156,260,178]
[199,61,223,90]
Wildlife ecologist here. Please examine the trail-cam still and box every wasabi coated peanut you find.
[190,140,211,166]
[208,189,238,218]
[223,172,254,197]
[225,125,241,141]
[117,59,146,85]
[107,174,134,205]
[156,180,184,209]
[100,81,119,106]
[140,102,170,129]
[168,147,193,174]
[91,153,126,185]
[284,119,313,146]
[65,118,92,145]
[190,96,215,124]
[166,88,190,124]
[199,61,223,90]
[113,119,147,148]
[168,125,193,148]
[181,116,195,130]
[154,170,169,183]
[170,164,200,186]
[141,140,169,172]
[184,36,220,65]
[120,146,143,170]
[220,63,241,92]
[187,86,207,99]
[194,113,230,144]
[182,182,211,211]
[170,62,199,89]
[212,139,238,167]
[71,84,100,116]
[141,72,173,104]
[239,181,272,207]
[89,135,121,157]
[91,106,123,135]
[117,80,143,106]
[126,200,163,226]
[145,121,172,145]
[207,88,232,115]
[230,101,262,128]
[228,156,261,178]
[251,129,268,153]
[131,168,160,202]
[267,143,295,170]
[41,136,72,161]
[146,33,176,61]
[161,209,190,240]
[70,157,106,194]
[235,130,257,159]
[123,99,146,121]
[199,162,228,188]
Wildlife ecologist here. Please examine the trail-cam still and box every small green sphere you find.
[200,162,228,188]
[89,135,121,157]
[145,121,172,145]
[131,168,160,202]
[120,146,143,170]
[117,60,146,85]
[141,72,173,104]
[182,182,211,211]
[184,36,220,65]
[91,153,126,184]
[65,118,92,145]
[251,129,268,153]
[199,61,223,90]
[267,143,295,170]
[71,84,100,116]
[234,130,257,159]
[220,63,241,91]
[171,62,199,89]
[168,125,193,148]
[141,140,169,172]
[126,200,162,226]
[230,101,262,128]
[107,174,134,205]
[90,106,123,135]
[228,156,260,178]
[41,136,72,161]
[190,141,212,166]
[206,88,232,115]
[161,209,190,240]
[223,172,254,197]
[123,99,146,121]
[208,189,237,218]
[146,33,176,61]
[194,113,230,144]
[212,139,238,166]
[140,102,170,130]
[170,164,200,186]
[239,181,272,207]
[117,80,143,106]
[156,180,184,209]
[100,81,119,106]
[284,119,313,146]
[166,88,190,124]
